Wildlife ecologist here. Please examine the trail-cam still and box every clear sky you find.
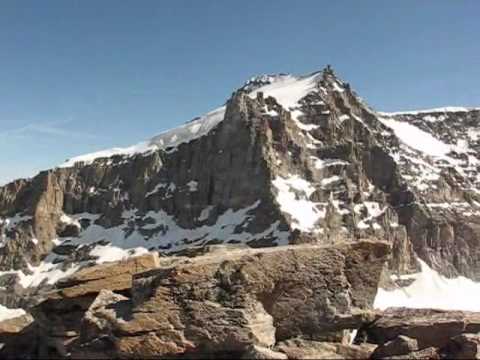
[1,0,479,185]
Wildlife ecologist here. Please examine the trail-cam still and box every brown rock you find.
[80,290,130,343]
[372,335,418,359]
[382,347,440,360]
[75,241,389,358]
[52,253,161,299]
[242,345,289,359]
[0,313,33,335]
[275,339,343,359]
[275,338,374,359]
[366,308,480,349]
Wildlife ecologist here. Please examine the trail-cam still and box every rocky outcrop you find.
[371,335,418,359]
[10,241,389,359]
[52,253,161,299]
[365,307,480,349]
[443,333,480,359]
[275,338,375,359]
[362,307,480,359]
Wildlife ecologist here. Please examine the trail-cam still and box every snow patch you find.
[379,117,451,157]
[0,305,26,322]
[186,180,198,192]
[248,73,320,112]
[375,259,480,312]
[61,106,226,168]
[273,175,324,232]
[380,107,478,116]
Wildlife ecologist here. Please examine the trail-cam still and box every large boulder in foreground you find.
[73,240,389,358]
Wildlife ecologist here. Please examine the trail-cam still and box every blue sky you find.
[1,1,479,185]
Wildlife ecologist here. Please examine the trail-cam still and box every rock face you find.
[11,241,389,359]
[363,307,480,359]
[371,335,418,359]
[365,307,480,349]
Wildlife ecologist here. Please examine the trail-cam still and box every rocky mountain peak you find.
[0,66,479,319]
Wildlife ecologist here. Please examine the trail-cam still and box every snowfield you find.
[380,106,479,116]
[375,259,480,312]
[379,117,452,157]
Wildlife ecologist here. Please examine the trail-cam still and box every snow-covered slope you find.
[380,106,480,116]
[375,259,480,312]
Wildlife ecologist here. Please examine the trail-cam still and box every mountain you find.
[0,67,479,321]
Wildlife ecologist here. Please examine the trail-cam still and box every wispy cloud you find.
[0,118,100,140]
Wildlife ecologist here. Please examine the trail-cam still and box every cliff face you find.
[380,109,480,280]
[0,67,479,308]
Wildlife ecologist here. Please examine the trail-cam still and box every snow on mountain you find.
[60,107,226,168]
[379,117,452,157]
[380,106,480,116]
[375,259,480,312]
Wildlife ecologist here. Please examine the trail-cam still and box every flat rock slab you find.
[51,253,161,299]
[367,307,480,349]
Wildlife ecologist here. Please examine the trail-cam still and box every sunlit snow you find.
[375,259,480,312]
[0,305,26,322]
[379,117,451,157]
[272,175,324,231]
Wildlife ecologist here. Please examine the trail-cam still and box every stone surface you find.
[0,314,33,335]
[371,335,418,359]
[110,241,388,358]
[366,308,480,349]
[52,253,161,299]
[275,339,343,359]
[241,345,289,359]
[442,333,480,359]
[381,346,440,360]
[275,338,374,359]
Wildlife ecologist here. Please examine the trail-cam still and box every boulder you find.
[371,335,418,359]
[366,308,480,349]
[52,253,161,299]
[275,339,343,359]
[442,333,480,359]
[380,347,440,360]
[76,241,389,358]
[275,338,375,359]
[80,290,130,343]
[241,345,288,359]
